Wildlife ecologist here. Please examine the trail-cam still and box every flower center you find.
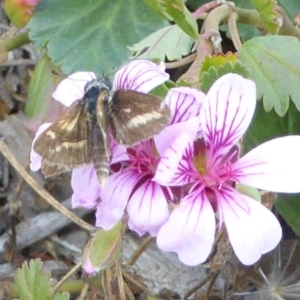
[127,141,159,174]
[193,139,239,188]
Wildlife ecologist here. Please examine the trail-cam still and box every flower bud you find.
[5,0,40,28]
[83,222,122,274]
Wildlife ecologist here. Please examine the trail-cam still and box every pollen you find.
[193,152,206,175]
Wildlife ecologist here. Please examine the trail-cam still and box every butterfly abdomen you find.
[91,122,110,187]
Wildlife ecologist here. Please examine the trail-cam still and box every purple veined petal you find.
[165,87,204,124]
[30,123,52,171]
[71,164,101,209]
[127,179,169,236]
[154,117,200,186]
[157,190,215,266]
[154,116,200,157]
[113,60,169,93]
[217,187,282,265]
[233,136,300,193]
[154,131,192,186]
[95,170,144,230]
[200,74,256,158]
[52,72,96,107]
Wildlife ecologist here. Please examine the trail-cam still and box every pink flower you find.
[30,60,170,210]
[153,73,300,266]
[95,84,205,235]
[96,139,172,236]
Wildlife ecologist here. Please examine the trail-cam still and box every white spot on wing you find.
[127,111,163,128]
[46,131,56,139]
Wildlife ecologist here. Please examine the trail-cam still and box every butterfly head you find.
[84,77,112,97]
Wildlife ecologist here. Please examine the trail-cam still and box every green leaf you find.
[244,101,300,153]
[239,36,300,116]
[200,61,250,93]
[144,0,171,20]
[275,194,300,237]
[236,184,261,203]
[129,24,195,61]
[250,0,279,34]
[25,54,60,118]
[15,259,52,300]
[221,1,300,41]
[233,0,300,21]
[150,81,173,98]
[52,292,70,300]
[29,0,167,76]
[159,0,198,39]
[200,52,239,74]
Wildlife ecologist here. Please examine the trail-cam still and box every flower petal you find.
[154,117,200,186]
[155,116,200,157]
[113,60,169,92]
[157,190,215,265]
[217,187,282,265]
[233,136,300,193]
[165,87,204,124]
[30,123,52,171]
[127,179,169,236]
[95,171,143,230]
[154,132,194,186]
[200,74,256,157]
[52,72,96,107]
[71,165,101,209]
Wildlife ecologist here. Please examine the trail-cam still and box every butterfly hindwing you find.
[109,89,170,145]
[34,100,92,176]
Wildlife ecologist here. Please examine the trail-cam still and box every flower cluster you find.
[30,60,300,267]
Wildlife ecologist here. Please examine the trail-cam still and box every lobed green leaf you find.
[250,0,280,34]
[129,24,195,61]
[239,36,300,116]
[29,0,167,76]
[15,259,52,300]
[200,61,250,93]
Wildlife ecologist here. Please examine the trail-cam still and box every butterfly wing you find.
[109,90,170,145]
[34,100,92,177]
[40,159,71,177]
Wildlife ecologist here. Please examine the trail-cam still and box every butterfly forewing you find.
[41,159,70,177]
[33,76,170,187]
[33,100,92,177]
[109,90,170,145]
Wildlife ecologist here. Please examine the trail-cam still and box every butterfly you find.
[33,77,170,186]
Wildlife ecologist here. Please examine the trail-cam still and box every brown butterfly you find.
[33,77,170,186]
